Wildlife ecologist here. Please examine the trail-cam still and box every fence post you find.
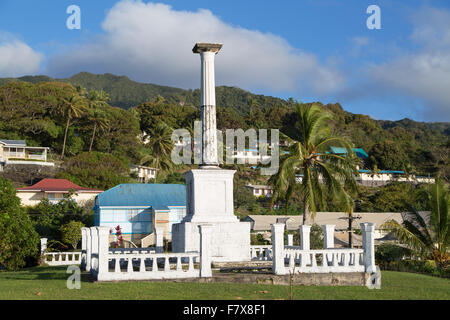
[361,222,376,273]
[97,227,110,281]
[85,227,92,271]
[299,225,311,250]
[90,227,99,275]
[40,238,47,254]
[272,223,286,275]
[81,228,87,269]
[322,224,335,249]
[287,234,293,246]
[155,227,164,253]
[198,224,213,277]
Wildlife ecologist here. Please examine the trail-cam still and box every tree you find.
[0,176,39,270]
[382,179,449,270]
[271,104,358,224]
[60,92,88,159]
[60,220,85,249]
[87,90,110,152]
[58,152,131,190]
[144,123,174,181]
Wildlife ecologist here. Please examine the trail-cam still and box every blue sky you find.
[1,0,449,122]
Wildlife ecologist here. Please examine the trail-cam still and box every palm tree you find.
[60,93,87,159]
[144,122,174,181]
[382,179,449,269]
[271,103,358,224]
[87,90,110,152]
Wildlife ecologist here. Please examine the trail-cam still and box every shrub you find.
[60,221,85,249]
[0,176,39,270]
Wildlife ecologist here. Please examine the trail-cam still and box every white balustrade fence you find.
[40,238,82,266]
[84,225,213,281]
[42,251,82,266]
[271,222,377,275]
[250,245,272,261]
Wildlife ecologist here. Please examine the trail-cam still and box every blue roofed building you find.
[329,146,369,159]
[93,184,186,246]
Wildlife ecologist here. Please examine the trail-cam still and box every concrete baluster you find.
[272,223,286,275]
[287,234,293,246]
[361,222,376,273]
[199,224,213,277]
[97,226,110,280]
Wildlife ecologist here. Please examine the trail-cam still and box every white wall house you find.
[16,178,103,206]
[245,184,274,198]
[130,164,157,183]
[0,140,54,170]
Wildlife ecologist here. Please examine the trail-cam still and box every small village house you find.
[16,178,103,206]
[245,184,274,198]
[0,139,53,170]
[93,184,186,246]
[130,164,157,183]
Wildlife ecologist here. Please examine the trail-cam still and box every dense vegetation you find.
[0,73,448,216]
[1,72,447,179]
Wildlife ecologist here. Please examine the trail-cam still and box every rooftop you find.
[0,139,26,146]
[17,178,103,193]
[244,212,406,232]
[95,183,186,210]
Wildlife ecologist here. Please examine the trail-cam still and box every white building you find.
[0,139,54,171]
[245,184,274,198]
[130,164,157,183]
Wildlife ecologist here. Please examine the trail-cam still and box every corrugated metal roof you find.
[17,178,103,192]
[96,184,186,209]
[0,139,26,146]
[329,146,368,159]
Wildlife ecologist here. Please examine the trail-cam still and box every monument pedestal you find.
[172,169,250,262]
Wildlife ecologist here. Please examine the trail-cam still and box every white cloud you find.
[0,38,43,77]
[354,7,450,121]
[47,1,344,95]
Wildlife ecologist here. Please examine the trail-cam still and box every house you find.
[130,164,157,183]
[245,184,274,198]
[16,178,103,206]
[328,146,369,159]
[0,140,53,170]
[93,184,186,246]
[243,212,405,240]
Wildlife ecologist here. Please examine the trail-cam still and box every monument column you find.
[171,43,250,262]
[193,43,222,167]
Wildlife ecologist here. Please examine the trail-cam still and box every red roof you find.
[17,178,103,193]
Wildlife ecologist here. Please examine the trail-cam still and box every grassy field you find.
[0,266,448,300]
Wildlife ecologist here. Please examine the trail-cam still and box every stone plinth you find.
[172,221,250,262]
[184,169,237,223]
[172,168,250,262]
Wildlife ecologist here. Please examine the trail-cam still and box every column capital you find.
[193,43,222,54]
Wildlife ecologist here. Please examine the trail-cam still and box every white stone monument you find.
[172,43,250,262]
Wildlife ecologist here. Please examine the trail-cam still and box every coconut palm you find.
[382,179,449,269]
[87,90,110,152]
[143,122,174,181]
[271,103,358,224]
[60,92,87,159]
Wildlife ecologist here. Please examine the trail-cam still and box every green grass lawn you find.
[0,266,448,300]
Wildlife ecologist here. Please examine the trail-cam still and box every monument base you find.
[172,221,250,262]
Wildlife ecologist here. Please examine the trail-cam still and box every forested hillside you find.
[0,73,448,181]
